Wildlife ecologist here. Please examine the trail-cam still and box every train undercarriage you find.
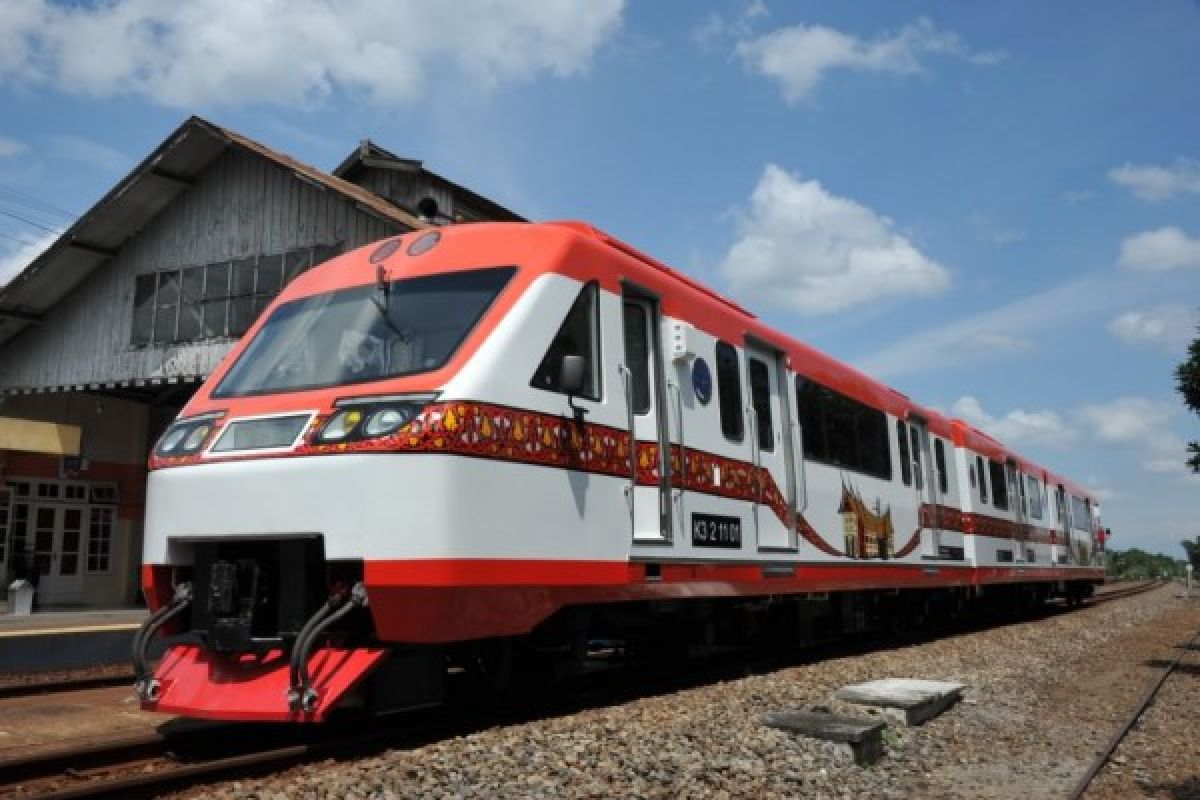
[133,536,1101,722]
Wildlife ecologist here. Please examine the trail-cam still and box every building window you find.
[747,358,774,452]
[532,283,601,401]
[131,243,341,345]
[87,506,114,574]
[989,459,1009,510]
[796,376,892,480]
[715,341,744,442]
[934,439,948,494]
[897,420,911,486]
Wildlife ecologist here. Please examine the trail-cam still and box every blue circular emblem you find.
[692,357,712,405]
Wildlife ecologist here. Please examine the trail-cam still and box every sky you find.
[0,0,1197,557]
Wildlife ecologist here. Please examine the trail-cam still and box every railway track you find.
[0,673,135,702]
[1066,614,1200,800]
[0,580,1166,800]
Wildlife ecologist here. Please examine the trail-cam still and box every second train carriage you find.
[134,221,1106,721]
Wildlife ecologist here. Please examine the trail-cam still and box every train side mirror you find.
[559,354,588,421]
[559,354,585,395]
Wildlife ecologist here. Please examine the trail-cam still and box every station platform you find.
[0,607,148,674]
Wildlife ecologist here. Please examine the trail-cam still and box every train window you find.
[795,376,892,480]
[934,439,948,494]
[1026,476,1042,519]
[909,427,923,490]
[748,358,774,452]
[622,302,652,414]
[715,342,744,441]
[896,420,911,486]
[1070,495,1091,530]
[988,459,1008,510]
[976,456,988,503]
[968,463,977,490]
[533,282,601,401]
[214,266,515,397]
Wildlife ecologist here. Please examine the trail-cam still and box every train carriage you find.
[134,221,1106,721]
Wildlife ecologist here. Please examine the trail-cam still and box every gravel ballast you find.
[173,585,1199,800]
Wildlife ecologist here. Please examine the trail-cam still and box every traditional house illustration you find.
[839,481,895,559]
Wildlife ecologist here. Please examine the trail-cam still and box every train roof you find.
[281,220,1095,503]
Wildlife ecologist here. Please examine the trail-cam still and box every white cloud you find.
[718,164,950,314]
[967,212,1024,246]
[1077,397,1170,444]
[952,396,1077,449]
[0,134,25,157]
[1118,227,1200,271]
[0,0,624,108]
[50,135,131,173]
[1109,158,1200,202]
[856,276,1112,380]
[735,17,1002,104]
[1076,396,1194,478]
[0,231,59,288]
[692,0,768,49]
[1108,305,1196,351]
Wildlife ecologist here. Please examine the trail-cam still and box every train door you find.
[1055,485,1070,564]
[745,344,795,550]
[1007,461,1026,558]
[907,417,940,553]
[621,294,672,544]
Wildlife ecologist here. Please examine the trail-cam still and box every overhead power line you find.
[0,181,78,221]
[0,207,63,235]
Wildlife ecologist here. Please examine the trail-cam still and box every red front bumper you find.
[144,644,385,722]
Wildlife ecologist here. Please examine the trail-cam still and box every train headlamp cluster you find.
[316,394,435,443]
[155,412,224,457]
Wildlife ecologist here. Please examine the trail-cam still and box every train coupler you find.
[286,582,368,713]
[133,582,193,702]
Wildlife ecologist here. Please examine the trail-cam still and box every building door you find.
[32,505,85,605]
[0,488,10,584]
[622,296,672,544]
[745,345,794,550]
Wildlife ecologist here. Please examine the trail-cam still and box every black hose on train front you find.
[132,582,193,702]
[287,582,368,714]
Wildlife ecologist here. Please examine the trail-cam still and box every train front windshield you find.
[213,266,515,397]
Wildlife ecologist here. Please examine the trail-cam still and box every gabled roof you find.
[0,116,427,349]
[333,139,526,223]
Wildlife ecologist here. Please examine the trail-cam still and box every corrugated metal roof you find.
[333,139,526,223]
[0,116,427,349]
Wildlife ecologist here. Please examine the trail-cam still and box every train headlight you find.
[158,426,189,454]
[154,412,225,457]
[363,407,411,437]
[182,424,212,452]
[324,393,436,443]
[318,409,363,442]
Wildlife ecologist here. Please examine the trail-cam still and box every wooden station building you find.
[0,116,521,608]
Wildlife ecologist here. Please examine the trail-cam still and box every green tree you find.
[1177,320,1200,472]
[1183,536,1200,572]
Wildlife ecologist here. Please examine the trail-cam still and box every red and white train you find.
[134,221,1106,721]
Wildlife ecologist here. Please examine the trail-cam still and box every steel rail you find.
[0,580,1162,799]
[1065,620,1200,800]
[0,672,135,701]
